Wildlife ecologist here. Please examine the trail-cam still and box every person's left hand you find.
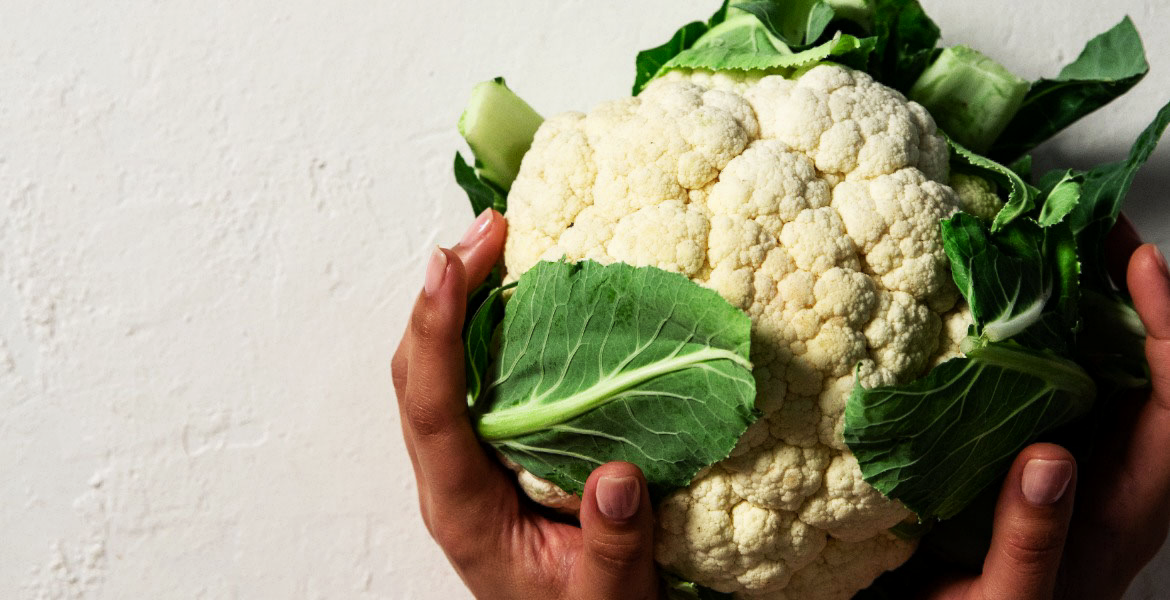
[392,209,661,600]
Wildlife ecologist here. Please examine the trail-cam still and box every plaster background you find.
[1,1,1167,598]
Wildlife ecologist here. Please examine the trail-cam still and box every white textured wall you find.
[1,1,1166,598]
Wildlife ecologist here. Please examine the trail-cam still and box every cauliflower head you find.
[502,64,971,599]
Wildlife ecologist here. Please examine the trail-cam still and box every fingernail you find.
[424,247,448,296]
[1154,246,1169,280]
[1021,459,1073,506]
[459,210,495,248]
[596,475,640,521]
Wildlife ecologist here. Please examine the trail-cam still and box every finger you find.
[392,209,503,504]
[1094,243,1170,547]
[1130,244,1170,408]
[1106,214,1144,292]
[1056,244,1170,599]
[401,248,515,540]
[978,444,1076,600]
[571,462,657,600]
[392,333,425,496]
[451,209,507,286]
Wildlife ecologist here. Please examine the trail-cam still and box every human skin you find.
[392,210,1170,600]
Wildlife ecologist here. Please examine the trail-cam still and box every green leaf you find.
[633,22,717,96]
[1077,289,1150,391]
[632,1,730,95]
[946,137,1039,232]
[453,152,506,216]
[826,0,872,29]
[1067,99,1170,291]
[844,341,1095,520]
[659,13,875,76]
[661,573,736,600]
[888,519,933,540]
[1008,154,1033,181]
[458,77,543,192]
[991,18,1150,161]
[1048,223,1081,334]
[463,281,511,406]
[909,46,1030,153]
[942,215,1046,343]
[864,0,941,92]
[941,215,1076,351]
[1061,101,1170,392]
[475,261,759,499]
[1036,170,1082,227]
[734,0,836,47]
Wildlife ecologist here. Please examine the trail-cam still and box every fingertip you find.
[980,444,1076,599]
[1129,244,1170,339]
[411,247,468,342]
[584,462,649,523]
[585,461,647,486]
[575,462,657,597]
[1106,214,1144,291]
[1010,443,1076,505]
[453,210,507,286]
[422,246,449,297]
[1020,459,1075,508]
[1129,243,1169,286]
[1012,442,1076,469]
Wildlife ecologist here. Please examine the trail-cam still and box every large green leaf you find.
[659,13,875,75]
[734,0,836,48]
[991,18,1149,161]
[864,0,940,92]
[632,1,730,95]
[844,342,1095,520]
[633,2,876,91]
[475,261,759,499]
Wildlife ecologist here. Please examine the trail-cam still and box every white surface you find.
[0,1,1167,598]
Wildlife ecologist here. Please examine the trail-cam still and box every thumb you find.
[572,462,658,600]
[978,443,1076,600]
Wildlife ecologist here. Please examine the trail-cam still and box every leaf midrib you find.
[476,347,751,441]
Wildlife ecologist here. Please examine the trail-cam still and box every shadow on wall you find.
[1031,147,1170,249]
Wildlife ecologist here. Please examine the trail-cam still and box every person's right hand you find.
[910,217,1170,600]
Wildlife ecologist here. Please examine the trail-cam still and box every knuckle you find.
[418,499,434,535]
[410,301,452,343]
[1001,525,1063,569]
[391,352,409,395]
[586,532,647,574]
[403,397,452,438]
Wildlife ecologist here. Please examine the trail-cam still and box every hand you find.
[914,217,1170,600]
[392,210,660,600]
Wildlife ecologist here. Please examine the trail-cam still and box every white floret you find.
[503,64,974,599]
[951,172,1004,221]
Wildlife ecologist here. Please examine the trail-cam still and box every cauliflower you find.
[501,64,971,599]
